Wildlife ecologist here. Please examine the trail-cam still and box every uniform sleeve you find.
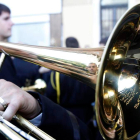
[29,91,94,140]
[0,55,21,87]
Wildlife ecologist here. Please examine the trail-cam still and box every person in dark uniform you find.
[46,71,95,123]
[42,37,98,140]
[42,37,101,139]
[0,3,21,87]
[0,56,21,87]
[43,37,95,123]
[0,4,40,89]
[0,4,23,139]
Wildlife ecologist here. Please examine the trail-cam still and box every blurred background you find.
[0,0,139,48]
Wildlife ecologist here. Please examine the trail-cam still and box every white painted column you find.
[92,0,100,48]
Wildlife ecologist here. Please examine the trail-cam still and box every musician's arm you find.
[29,91,94,140]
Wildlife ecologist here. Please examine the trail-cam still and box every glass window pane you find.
[101,9,113,39]
[116,7,127,21]
[9,23,50,46]
[100,0,128,43]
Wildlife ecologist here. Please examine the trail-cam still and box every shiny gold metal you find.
[0,42,103,140]
[0,42,103,89]
[96,4,140,140]
[0,112,54,140]
[0,122,25,140]
[14,114,55,140]
[22,78,47,95]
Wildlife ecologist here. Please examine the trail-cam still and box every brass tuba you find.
[96,3,140,140]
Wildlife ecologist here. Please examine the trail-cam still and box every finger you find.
[0,97,8,111]
[2,104,19,121]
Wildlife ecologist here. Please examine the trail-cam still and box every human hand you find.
[0,79,41,121]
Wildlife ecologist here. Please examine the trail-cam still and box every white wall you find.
[92,0,100,48]
[0,0,62,16]
[63,5,93,48]
[63,0,100,48]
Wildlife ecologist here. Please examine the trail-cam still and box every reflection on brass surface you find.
[22,79,47,95]
[0,43,103,89]
[96,4,140,140]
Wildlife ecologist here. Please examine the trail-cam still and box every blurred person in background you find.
[43,37,98,138]
[65,36,80,48]
[0,3,40,89]
[87,63,98,75]
[0,3,21,87]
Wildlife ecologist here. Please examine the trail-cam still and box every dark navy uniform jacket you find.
[13,58,40,87]
[43,71,95,124]
[0,54,21,87]
[30,91,94,140]
[0,90,94,140]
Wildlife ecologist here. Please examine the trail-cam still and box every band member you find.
[46,71,95,123]
[0,3,40,88]
[0,3,21,87]
[43,37,95,123]
[87,63,98,75]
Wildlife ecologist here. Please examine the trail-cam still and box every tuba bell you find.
[96,3,140,140]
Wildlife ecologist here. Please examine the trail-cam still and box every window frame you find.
[100,2,128,43]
